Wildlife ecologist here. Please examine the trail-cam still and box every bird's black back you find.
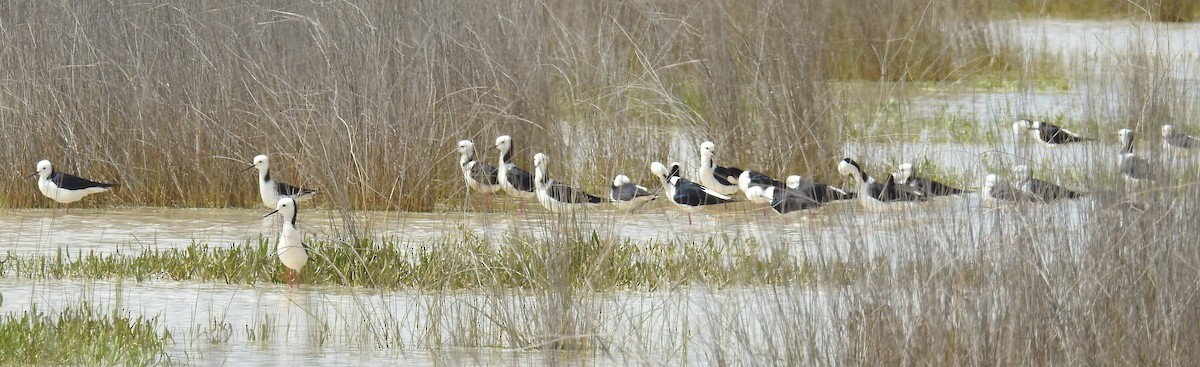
[275,181,316,196]
[548,183,602,204]
[471,162,501,185]
[745,170,783,188]
[674,179,731,206]
[878,175,926,202]
[50,171,116,190]
[1039,124,1087,144]
[711,165,743,186]
[612,183,654,201]
[771,187,821,214]
[912,177,968,196]
[507,166,535,192]
[1029,179,1083,200]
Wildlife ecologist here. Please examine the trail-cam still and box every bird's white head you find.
[1031,120,1045,129]
[33,160,53,179]
[737,170,752,190]
[785,175,801,189]
[613,174,631,187]
[983,174,999,192]
[1162,124,1174,137]
[699,141,717,158]
[1118,128,1133,144]
[251,155,270,172]
[533,152,548,168]
[1011,164,1032,181]
[895,163,914,183]
[649,161,668,179]
[494,135,512,152]
[456,140,476,155]
[1012,120,1033,135]
[837,158,864,181]
[745,186,764,201]
[265,197,298,224]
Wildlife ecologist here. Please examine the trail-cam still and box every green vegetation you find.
[0,304,168,365]
[0,234,831,290]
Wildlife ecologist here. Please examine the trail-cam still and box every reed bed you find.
[0,0,1028,211]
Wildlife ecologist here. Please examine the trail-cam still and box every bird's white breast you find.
[276,224,308,271]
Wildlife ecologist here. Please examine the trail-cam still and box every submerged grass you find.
[0,303,168,365]
[0,234,828,290]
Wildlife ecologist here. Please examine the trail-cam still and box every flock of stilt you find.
[19,120,1199,286]
[29,155,315,288]
[456,122,1199,219]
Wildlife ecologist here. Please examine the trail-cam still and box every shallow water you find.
[0,278,838,365]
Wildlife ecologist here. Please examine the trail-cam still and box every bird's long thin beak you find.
[27,172,37,178]
[262,209,279,218]
[240,165,255,173]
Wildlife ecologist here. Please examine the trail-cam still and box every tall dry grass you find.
[0,0,1013,210]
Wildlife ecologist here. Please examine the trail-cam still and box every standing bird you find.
[30,160,117,212]
[1161,124,1200,156]
[785,175,854,203]
[697,141,744,196]
[456,140,501,195]
[243,155,317,209]
[1027,120,1090,146]
[493,135,537,199]
[1117,128,1156,186]
[650,161,731,224]
[892,163,968,196]
[532,153,603,213]
[981,174,1038,207]
[264,198,308,289]
[1011,164,1084,201]
[610,174,657,212]
[837,158,926,211]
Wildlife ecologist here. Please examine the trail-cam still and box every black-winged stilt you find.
[610,174,657,212]
[456,140,501,194]
[30,160,117,211]
[981,174,1038,207]
[1025,120,1090,146]
[650,161,731,224]
[493,135,537,199]
[1162,124,1200,156]
[892,163,968,196]
[243,155,317,209]
[837,158,927,211]
[532,153,602,213]
[698,141,744,196]
[1011,164,1083,201]
[785,175,854,203]
[744,185,821,215]
[263,197,308,289]
[1117,128,1156,186]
